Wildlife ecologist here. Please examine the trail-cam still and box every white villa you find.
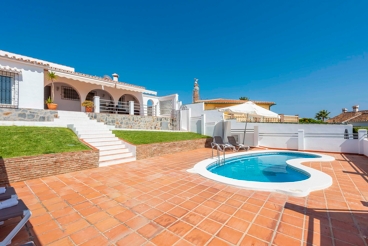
[0,50,179,115]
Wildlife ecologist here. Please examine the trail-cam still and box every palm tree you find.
[315,110,330,121]
[47,71,58,103]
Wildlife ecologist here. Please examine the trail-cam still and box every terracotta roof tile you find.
[0,52,145,90]
[327,110,368,123]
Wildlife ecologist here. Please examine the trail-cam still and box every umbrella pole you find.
[243,114,249,144]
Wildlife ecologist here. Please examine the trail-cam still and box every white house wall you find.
[185,103,205,117]
[0,58,45,109]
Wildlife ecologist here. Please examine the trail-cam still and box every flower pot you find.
[47,103,58,110]
[85,107,93,112]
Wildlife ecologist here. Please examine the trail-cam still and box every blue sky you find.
[2,0,368,118]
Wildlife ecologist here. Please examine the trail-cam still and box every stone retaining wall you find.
[135,138,213,160]
[0,150,99,185]
[87,112,175,130]
[0,108,57,121]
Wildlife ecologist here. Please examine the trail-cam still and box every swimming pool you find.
[187,150,334,197]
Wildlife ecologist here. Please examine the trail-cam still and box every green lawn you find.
[0,126,90,158]
[113,130,209,145]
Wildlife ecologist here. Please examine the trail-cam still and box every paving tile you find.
[85,211,111,224]
[184,228,212,246]
[197,218,222,234]
[168,206,189,218]
[273,232,301,246]
[95,217,121,232]
[207,237,232,246]
[240,235,268,246]
[33,228,64,245]
[63,218,90,235]
[226,217,250,232]
[143,208,164,220]
[56,212,82,225]
[154,214,177,227]
[137,222,163,239]
[104,224,131,241]
[116,232,147,246]
[167,221,194,238]
[151,230,180,246]
[182,212,205,226]
[126,215,150,230]
[217,226,243,244]
[115,209,137,222]
[70,226,100,245]
[247,224,274,242]
[47,237,74,246]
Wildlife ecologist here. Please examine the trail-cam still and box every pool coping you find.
[187,150,335,197]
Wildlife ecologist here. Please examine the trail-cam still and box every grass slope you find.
[113,130,208,145]
[0,126,90,158]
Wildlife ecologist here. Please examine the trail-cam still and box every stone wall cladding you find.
[0,150,99,185]
[87,112,174,130]
[0,108,57,121]
[135,138,213,160]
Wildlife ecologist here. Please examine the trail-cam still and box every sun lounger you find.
[213,136,236,151]
[227,136,250,151]
[0,199,31,246]
[0,187,18,201]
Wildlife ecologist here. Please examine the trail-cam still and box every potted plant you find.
[46,71,58,109]
[82,100,94,112]
[45,96,57,110]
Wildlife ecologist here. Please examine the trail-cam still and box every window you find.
[61,86,80,101]
[0,75,12,104]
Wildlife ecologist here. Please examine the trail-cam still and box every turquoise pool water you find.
[207,152,319,182]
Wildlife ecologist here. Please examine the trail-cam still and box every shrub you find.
[81,100,94,108]
[353,127,368,133]
[299,118,327,124]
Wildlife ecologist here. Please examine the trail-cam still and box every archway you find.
[85,89,114,113]
[147,99,154,116]
[44,82,81,111]
[117,94,140,115]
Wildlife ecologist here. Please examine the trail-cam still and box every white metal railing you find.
[211,143,225,166]
[99,99,141,115]
[99,99,118,114]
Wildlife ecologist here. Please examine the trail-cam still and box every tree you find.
[239,96,249,100]
[315,110,330,121]
[47,71,58,102]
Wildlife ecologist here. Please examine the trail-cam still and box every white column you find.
[129,101,134,115]
[187,108,191,132]
[201,114,206,135]
[253,126,259,147]
[358,129,367,154]
[298,129,305,150]
[93,96,100,113]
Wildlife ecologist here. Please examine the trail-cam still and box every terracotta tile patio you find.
[1,148,368,245]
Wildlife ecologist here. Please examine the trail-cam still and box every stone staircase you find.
[55,111,135,166]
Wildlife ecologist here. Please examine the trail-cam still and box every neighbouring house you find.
[328,105,368,126]
[187,78,298,123]
[0,50,179,116]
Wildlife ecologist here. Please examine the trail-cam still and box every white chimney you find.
[352,105,359,112]
[112,73,119,82]
[342,108,347,113]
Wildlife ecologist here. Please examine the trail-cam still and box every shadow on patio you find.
[286,202,368,245]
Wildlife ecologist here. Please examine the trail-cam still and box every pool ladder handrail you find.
[211,143,225,166]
